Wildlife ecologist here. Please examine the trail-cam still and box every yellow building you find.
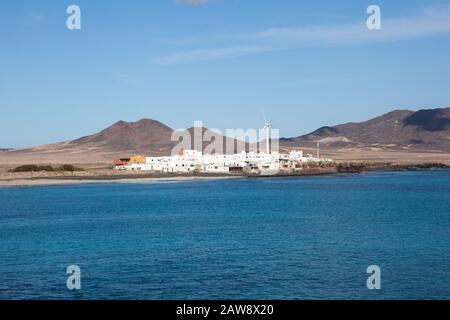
[129,156,146,164]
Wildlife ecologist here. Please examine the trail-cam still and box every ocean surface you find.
[0,170,449,300]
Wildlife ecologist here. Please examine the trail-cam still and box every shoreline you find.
[0,162,448,188]
[0,175,242,188]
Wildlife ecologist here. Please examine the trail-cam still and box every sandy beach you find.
[0,169,242,187]
[0,176,241,188]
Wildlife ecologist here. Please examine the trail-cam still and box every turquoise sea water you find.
[0,170,449,300]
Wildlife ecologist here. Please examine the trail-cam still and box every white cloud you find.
[28,12,46,22]
[153,46,270,65]
[176,0,209,6]
[154,6,450,64]
[112,73,138,84]
[242,6,450,45]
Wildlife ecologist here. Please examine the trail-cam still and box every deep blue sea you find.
[1,170,449,300]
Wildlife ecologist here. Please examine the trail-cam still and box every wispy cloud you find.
[242,6,450,45]
[153,5,450,65]
[28,12,47,23]
[175,0,209,6]
[153,46,270,65]
[112,73,138,84]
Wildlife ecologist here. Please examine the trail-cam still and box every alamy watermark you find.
[66,264,81,290]
[367,265,381,290]
[66,5,81,30]
[170,121,280,156]
[367,5,382,30]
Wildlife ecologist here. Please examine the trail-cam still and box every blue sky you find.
[1,0,450,148]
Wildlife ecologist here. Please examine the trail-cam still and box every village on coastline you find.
[113,147,333,175]
[112,115,334,175]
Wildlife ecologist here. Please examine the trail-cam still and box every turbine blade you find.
[262,110,267,125]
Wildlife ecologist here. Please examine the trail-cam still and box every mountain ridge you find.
[0,107,449,165]
[281,107,450,151]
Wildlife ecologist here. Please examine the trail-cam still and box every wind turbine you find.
[262,111,272,154]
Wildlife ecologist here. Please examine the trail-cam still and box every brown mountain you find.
[68,120,247,155]
[0,119,245,165]
[281,107,450,152]
[70,119,175,154]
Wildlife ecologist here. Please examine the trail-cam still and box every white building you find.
[115,149,332,174]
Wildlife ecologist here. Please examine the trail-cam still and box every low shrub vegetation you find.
[12,164,83,172]
[13,165,54,172]
[56,164,83,172]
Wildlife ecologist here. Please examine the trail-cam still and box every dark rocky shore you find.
[250,161,450,178]
[335,162,450,174]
